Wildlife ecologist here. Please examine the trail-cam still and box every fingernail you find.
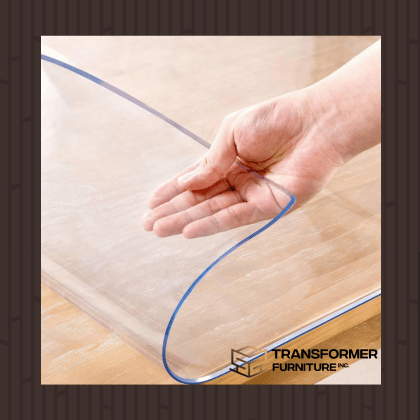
[141,212,154,231]
[142,211,151,221]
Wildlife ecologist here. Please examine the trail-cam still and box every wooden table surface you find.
[41,36,380,384]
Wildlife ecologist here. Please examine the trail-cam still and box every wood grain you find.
[210,297,381,385]
[41,281,177,384]
[41,36,381,384]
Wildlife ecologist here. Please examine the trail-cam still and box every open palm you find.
[142,91,342,238]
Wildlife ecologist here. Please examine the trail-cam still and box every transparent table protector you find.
[42,52,380,384]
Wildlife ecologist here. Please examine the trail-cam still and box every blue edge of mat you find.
[41,54,381,385]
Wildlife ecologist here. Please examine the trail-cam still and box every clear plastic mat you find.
[41,43,380,384]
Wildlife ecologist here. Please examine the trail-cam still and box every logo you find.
[230,346,268,378]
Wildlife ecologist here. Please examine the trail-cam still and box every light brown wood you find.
[42,281,380,385]
[41,36,381,384]
[41,281,177,384]
[209,297,380,384]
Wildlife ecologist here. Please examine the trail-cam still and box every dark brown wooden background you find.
[0,0,418,419]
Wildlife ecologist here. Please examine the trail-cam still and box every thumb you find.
[178,117,238,190]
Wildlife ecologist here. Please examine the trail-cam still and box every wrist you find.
[297,84,350,167]
[303,79,380,165]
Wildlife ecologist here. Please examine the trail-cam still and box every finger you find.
[142,178,230,231]
[226,166,290,213]
[178,117,238,190]
[152,190,243,237]
[183,202,268,239]
[147,161,201,210]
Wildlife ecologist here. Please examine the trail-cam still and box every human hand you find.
[142,91,343,238]
[142,40,381,239]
